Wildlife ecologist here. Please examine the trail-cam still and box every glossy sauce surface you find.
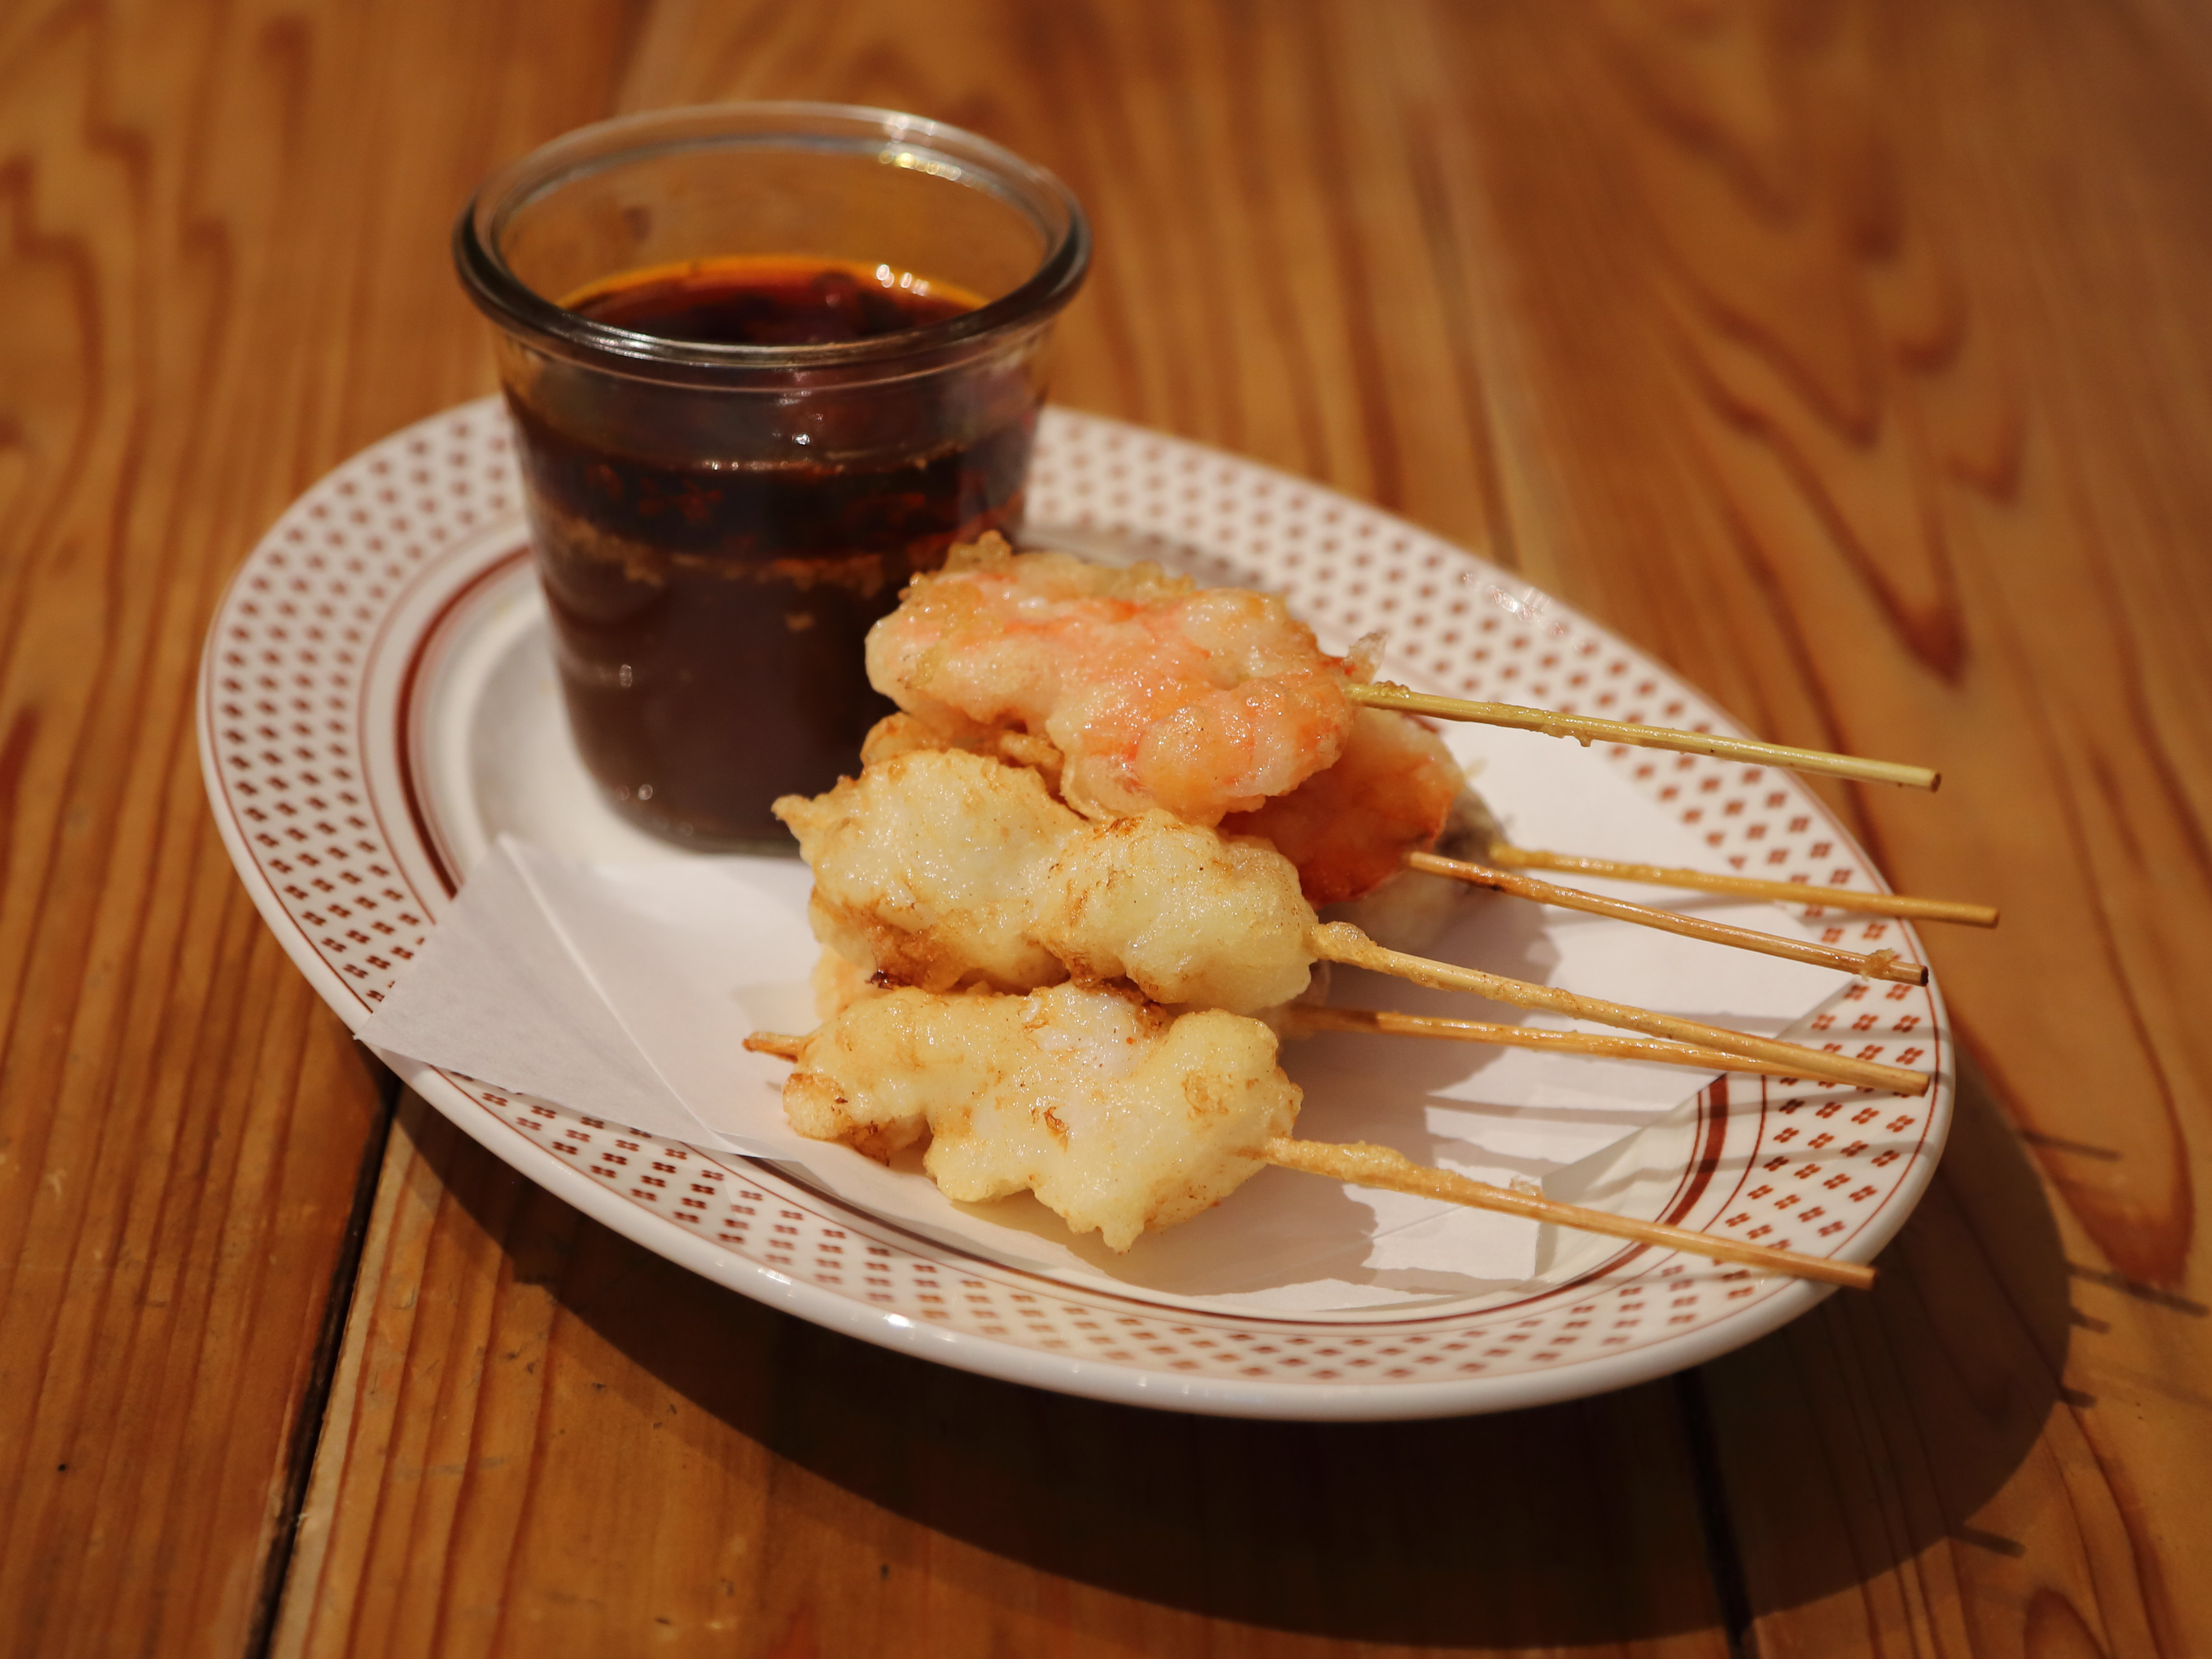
[568,255,982,345]
[516,257,1029,847]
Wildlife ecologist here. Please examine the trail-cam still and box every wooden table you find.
[5,2,2208,1652]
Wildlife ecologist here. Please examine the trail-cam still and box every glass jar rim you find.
[454,101,1091,378]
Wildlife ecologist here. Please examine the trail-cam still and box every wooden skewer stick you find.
[1406,850,1929,986]
[1276,1004,1813,1076]
[1346,681,1939,791]
[1263,1138,1875,1290]
[1485,844,2001,928]
[1309,921,1929,1096]
[773,1008,1810,1080]
[744,1035,1870,1287]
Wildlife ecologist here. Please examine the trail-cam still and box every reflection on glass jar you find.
[456,104,1089,849]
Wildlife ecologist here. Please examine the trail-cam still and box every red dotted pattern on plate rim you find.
[201,399,1947,1393]
[201,418,521,1000]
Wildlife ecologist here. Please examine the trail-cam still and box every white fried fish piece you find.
[811,946,882,1021]
[782,986,1002,1163]
[1037,811,1316,1015]
[778,748,1317,1014]
[783,983,1302,1251]
[774,747,1078,994]
[860,711,1068,799]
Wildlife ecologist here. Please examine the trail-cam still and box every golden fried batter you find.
[783,982,1301,1250]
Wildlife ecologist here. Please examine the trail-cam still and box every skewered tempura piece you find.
[775,747,1929,1096]
[756,982,1301,1251]
[745,994,1875,1288]
[1345,681,1939,791]
[866,534,1934,870]
[776,747,1316,1015]
[860,711,1924,982]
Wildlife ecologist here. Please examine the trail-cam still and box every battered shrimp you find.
[781,982,1302,1250]
[1325,785,1506,953]
[1221,708,1465,906]
[866,535,1356,825]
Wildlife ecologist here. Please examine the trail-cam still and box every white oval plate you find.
[199,399,1950,1419]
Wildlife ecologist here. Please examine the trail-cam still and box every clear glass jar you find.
[455,103,1089,849]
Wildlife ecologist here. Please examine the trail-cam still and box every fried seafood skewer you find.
[864,534,1962,999]
[746,983,1302,1253]
[1345,682,1940,792]
[865,712,1932,985]
[816,947,1864,1080]
[864,533,1933,914]
[743,997,1875,1289]
[778,748,1928,1096]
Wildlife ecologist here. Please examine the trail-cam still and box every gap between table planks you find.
[623,4,2212,1649]
[2,0,2209,1653]
[0,0,700,1653]
[269,1091,1736,1659]
[1404,1,2212,1649]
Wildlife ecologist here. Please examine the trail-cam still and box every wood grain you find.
[608,0,1520,554]
[1696,1057,2164,1656]
[274,1092,1732,1659]
[270,7,1742,1652]
[8,0,2212,1653]
[1408,0,2212,1651]
[0,0,645,1651]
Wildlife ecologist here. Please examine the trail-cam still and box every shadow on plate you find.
[408,1039,2068,1648]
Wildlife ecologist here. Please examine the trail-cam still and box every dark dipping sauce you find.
[511,257,1032,847]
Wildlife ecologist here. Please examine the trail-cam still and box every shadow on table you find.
[1688,1043,2089,1630]
[430,1041,2071,1649]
